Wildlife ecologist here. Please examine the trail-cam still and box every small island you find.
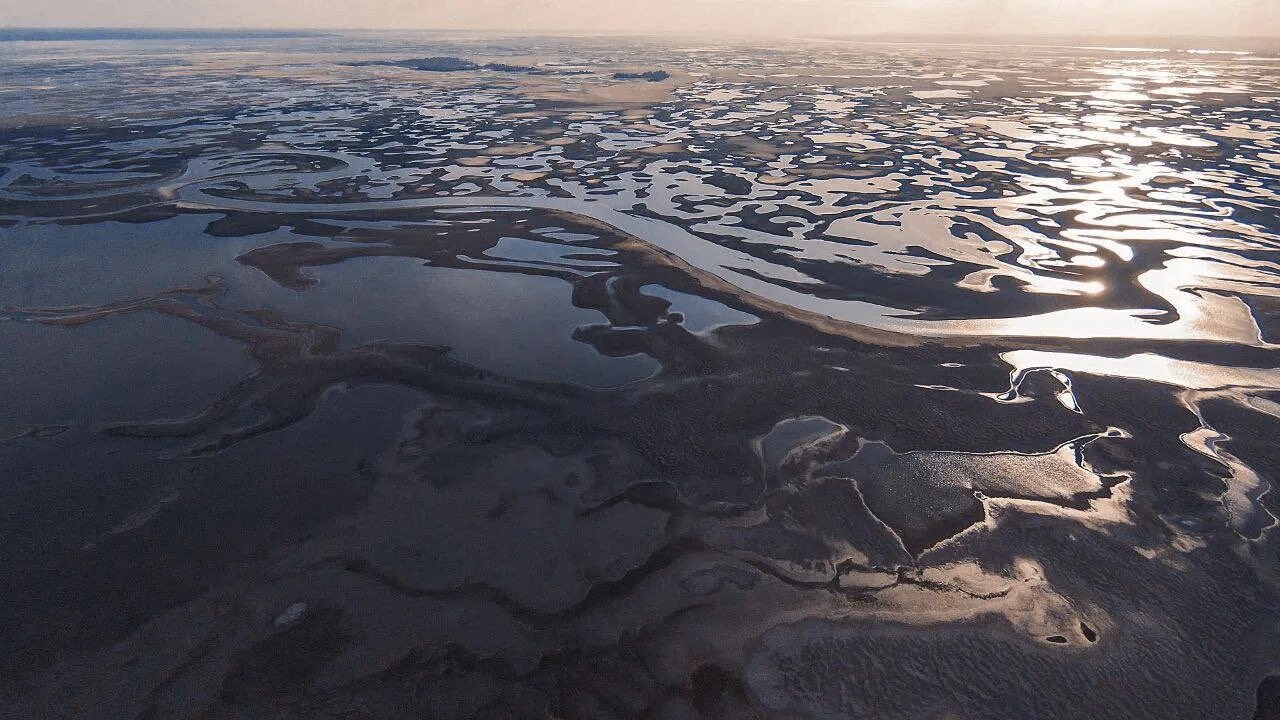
[611,70,671,82]
[348,57,593,76]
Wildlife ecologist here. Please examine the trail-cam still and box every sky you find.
[1,0,1277,38]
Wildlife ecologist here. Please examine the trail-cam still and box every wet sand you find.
[2,31,1280,720]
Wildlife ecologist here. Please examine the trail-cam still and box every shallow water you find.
[3,31,1280,719]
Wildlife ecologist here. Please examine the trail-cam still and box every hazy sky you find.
[2,0,1277,38]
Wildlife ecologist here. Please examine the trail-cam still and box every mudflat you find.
[3,30,1280,720]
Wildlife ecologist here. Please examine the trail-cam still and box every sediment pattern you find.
[2,32,1280,719]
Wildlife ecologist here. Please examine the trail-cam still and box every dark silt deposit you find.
[3,31,1280,720]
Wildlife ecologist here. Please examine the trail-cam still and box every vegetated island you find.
[347,57,668,81]
[611,70,671,82]
[348,56,591,76]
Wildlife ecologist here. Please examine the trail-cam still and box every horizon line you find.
[2,26,1279,41]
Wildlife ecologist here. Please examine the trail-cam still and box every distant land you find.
[0,28,329,42]
[1,28,1276,53]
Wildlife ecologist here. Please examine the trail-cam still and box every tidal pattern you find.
[2,32,1280,719]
